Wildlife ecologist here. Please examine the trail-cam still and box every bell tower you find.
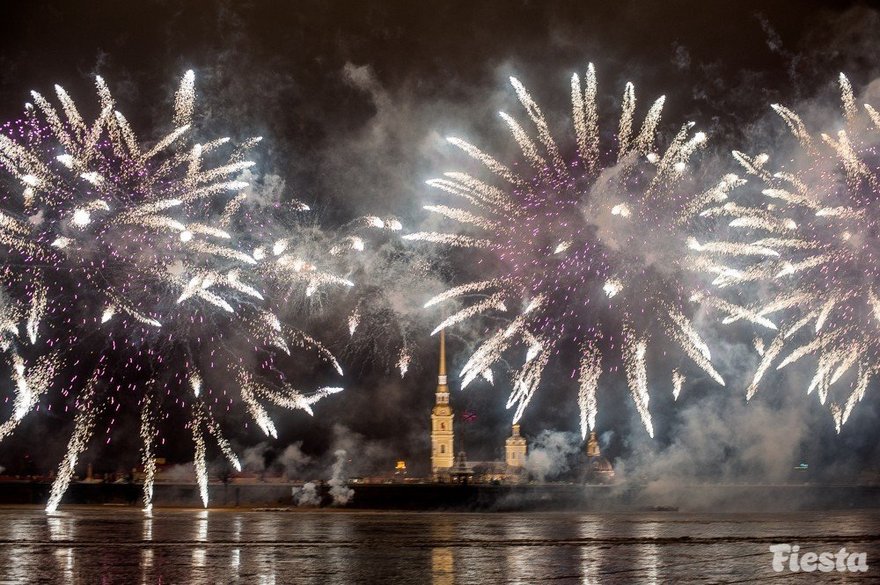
[431,330,454,479]
[505,424,527,468]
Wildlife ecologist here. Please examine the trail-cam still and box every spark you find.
[672,369,685,401]
[397,347,411,378]
[411,65,721,436]
[694,73,880,430]
[0,72,344,511]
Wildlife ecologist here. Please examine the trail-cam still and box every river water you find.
[0,507,876,583]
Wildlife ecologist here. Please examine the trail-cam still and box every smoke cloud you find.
[524,430,581,482]
[328,449,354,505]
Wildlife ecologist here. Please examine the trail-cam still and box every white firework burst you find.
[694,73,880,433]
[0,71,345,511]
[407,64,724,438]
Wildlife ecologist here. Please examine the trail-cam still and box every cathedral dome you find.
[588,455,614,474]
[583,431,615,482]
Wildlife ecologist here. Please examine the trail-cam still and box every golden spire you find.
[439,329,446,377]
[437,329,448,390]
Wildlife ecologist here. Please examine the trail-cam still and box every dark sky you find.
[1,0,879,482]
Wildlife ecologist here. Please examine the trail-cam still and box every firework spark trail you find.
[671,369,685,401]
[396,347,411,378]
[410,65,723,436]
[313,215,431,379]
[0,350,59,442]
[192,405,209,508]
[577,340,601,439]
[694,73,880,430]
[46,375,101,514]
[622,333,653,438]
[140,389,158,513]
[0,72,346,510]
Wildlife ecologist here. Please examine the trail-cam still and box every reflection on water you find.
[192,509,208,570]
[636,521,659,585]
[0,508,874,583]
[47,513,77,584]
[432,547,454,585]
[53,546,74,584]
[140,548,153,585]
[142,513,153,541]
[141,514,154,585]
[579,519,602,584]
[47,513,75,541]
[431,517,455,585]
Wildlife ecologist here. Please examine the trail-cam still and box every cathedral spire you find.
[438,329,447,388]
[431,330,454,479]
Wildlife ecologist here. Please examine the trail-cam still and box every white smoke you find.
[524,430,582,482]
[240,441,311,478]
[328,449,354,505]
[291,482,321,506]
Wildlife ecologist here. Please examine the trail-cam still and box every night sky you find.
[1,1,879,483]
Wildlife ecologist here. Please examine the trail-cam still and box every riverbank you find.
[2,480,878,512]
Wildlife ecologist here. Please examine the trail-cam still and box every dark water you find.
[0,507,877,583]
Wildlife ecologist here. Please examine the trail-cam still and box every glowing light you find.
[694,73,880,430]
[0,71,343,511]
[413,65,719,436]
[71,209,91,226]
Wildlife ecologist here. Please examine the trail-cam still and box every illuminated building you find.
[503,424,528,483]
[431,330,455,480]
[394,461,407,480]
[505,424,527,468]
[428,333,621,485]
[583,431,615,483]
[429,334,532,483]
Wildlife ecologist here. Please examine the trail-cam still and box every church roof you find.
[469,460,509,473]
[588,456,614,473]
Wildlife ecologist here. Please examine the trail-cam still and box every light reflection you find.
[232,515,243,542]
[196,510,209,541]
[140,549,154,585]
[431,517,455,585]
[230,548,241,572]
[47,513,76,583]
[0,507,873,582]
[578,517,602,584]
[192,547,206,569]
[192,510,209,570]
[431,548,454,585]
[142,514,153,541]
[636,521,660,585]
[53,547,74,584]
[503,516,547,582]
[46,513,75,541]
[228,515,243,580]
[254,548,276,585]
[325,513,353,583]
[141,513,154,584]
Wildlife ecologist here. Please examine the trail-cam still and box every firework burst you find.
[245,206,415,376]
[0,72,346,511]
[340,216,443,379]
[407,64,724,438]
[694,74,880,432]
